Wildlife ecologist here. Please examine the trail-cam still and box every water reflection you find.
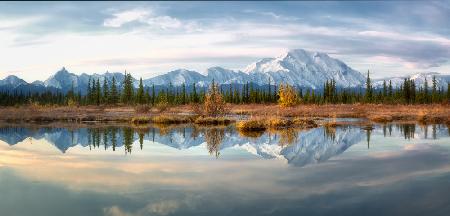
[0,123,448,167]
[0,122,450,216]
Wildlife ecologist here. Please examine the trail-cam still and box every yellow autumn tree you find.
[204,80,226,116]
[278,83,299,107]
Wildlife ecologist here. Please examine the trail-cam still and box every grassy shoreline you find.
[0,104,448,125]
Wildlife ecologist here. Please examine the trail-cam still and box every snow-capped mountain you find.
[244,49,366,88]
[144,69,207,86]
[1,48,449,94]
[142,49,365,89]
[0,75,27,88]
[43,67,128,94]
[373,72,450,89]
[206,67,249,85]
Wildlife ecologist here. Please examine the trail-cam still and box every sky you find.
[0,1,449,82]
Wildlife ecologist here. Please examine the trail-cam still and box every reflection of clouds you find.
[404,144,432,151]
[1,135,450,215]
[104,200,182,216]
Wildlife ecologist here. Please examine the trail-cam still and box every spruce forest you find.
[0,72,449,106]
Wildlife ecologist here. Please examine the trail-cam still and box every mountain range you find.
[1,49,449,94]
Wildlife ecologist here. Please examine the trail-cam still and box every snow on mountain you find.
[373,72,450,89]
[142,49,365,89]
[206,67,249,84]
[43,67,126,93]
[44,67,79,89]
[4,48,449,93]
[144,69,207,86]
[244,49,365,88]
[0,75,27,88]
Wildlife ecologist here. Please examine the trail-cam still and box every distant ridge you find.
[1,49,448,94]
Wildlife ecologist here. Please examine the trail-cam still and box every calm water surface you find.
[0,122,449,216]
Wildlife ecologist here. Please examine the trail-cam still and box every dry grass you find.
[130,116,152,124]
[0,104,448,125]
[194,116,235,125]
[151,115,191,124]
[292,118,319,128]
[134,104,151,113]
[368,114,393,123]
[227,104,449,122]
[237,116,319,132]
[266,117,292,129]
[236,119,267,131]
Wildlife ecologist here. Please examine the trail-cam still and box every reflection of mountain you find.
[0,124,448,166]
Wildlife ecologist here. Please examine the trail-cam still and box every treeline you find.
[0,71,448,106]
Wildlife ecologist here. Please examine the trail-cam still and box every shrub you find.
[204,81,226,116]
[67,98,78,107]
[278,83,298,107]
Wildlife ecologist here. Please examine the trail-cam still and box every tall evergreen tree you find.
[151,84,155,105]
[121,71,134,104]
[102,78,109,104]
[110,76,118,105]
[136,77,144,104]
[95,79,101,105]
[432,76,437,103]
[365,70,373,103]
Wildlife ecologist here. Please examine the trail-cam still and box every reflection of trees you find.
[88,128,102,150]
[123,127,134,154]
[324,125,336,141]
[135,128,149,150]
[103,129,108,150]
[138,132,144,150]
[238,130,264,138]
[432,124,437,139]
[109,127,117,151]
[397,124,415,140]
[204,128,225,158]
[366,128,372,149]
[278,128,298,147]
[191,126,200,140]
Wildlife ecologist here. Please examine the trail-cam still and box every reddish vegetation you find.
[0,103,448,124]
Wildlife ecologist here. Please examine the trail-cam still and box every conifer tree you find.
[191,83,198,103]
[432,76,437,103]
[87,78,92,104]
[181,83,187,104]
[96,79,101,105]
[110,76,118,105]
[365,70,372,103]
[136,77,144,104]
[121,71,134,104]
[103,78,109,104]
[151,84,155,105]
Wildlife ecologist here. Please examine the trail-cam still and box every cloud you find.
[1,1,450,81]
[243,9,300,21]
[103,8,196,31]
[103,9,150,28]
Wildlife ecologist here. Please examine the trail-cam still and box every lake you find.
[0,122,449,216]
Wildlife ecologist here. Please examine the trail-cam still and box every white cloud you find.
[103,8,193,31]
[103,9,150,28]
